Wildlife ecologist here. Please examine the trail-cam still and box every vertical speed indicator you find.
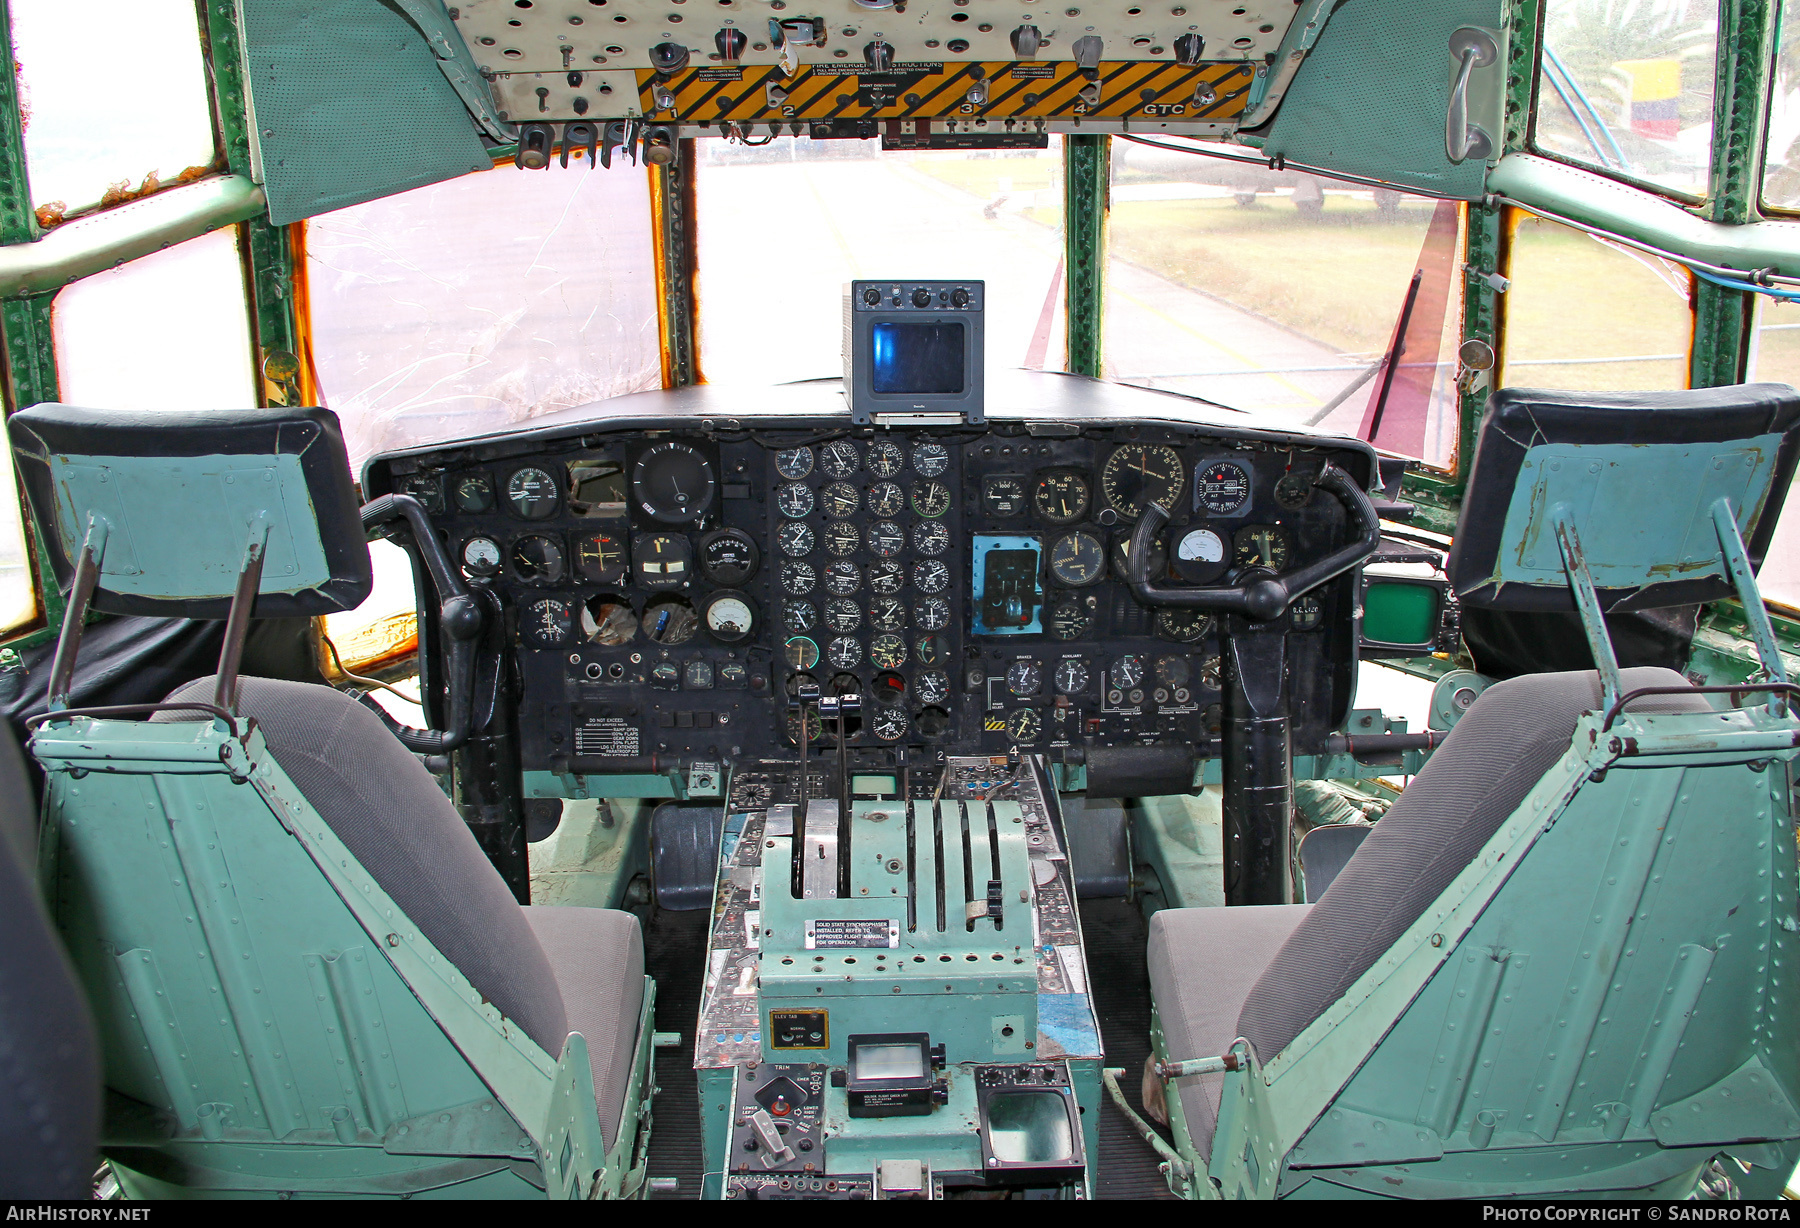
[1101,445,1185,520]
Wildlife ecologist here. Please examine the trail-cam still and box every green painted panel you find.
[1491,438,1781,588]
[48,452,331,600]
[238,0,492,226]
[1259,0,1501,199]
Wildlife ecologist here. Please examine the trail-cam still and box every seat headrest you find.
[1446,383,1800,613]
[8,404,372,620]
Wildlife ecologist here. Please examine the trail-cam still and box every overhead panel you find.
[451,0,1301,130]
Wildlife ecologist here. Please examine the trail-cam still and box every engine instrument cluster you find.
[374,400,1372,783]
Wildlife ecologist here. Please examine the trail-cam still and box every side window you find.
[1534,0,1717,200]
[0,460,37,635]
[51,228,257,408]
[1744,298,1800,611]
[11,0,218,222]
[1501,212,1693,391]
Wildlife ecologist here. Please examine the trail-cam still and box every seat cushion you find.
[1236,666,1712,1065]
[522,907,646,1150]
[1146,904,1312,1160]
[157,676,570,1058]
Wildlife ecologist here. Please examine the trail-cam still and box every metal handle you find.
[1124,463,1382,620]
[1446,28,1497,164]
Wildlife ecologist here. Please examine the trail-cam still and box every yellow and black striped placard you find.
[635,60,1254,123]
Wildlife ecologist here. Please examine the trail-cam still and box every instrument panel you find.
[376,410,1370,781]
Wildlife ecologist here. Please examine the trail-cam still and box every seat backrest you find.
[0,722,98,1197]
[157,675,568,1055]
[1240,666,1708,1061]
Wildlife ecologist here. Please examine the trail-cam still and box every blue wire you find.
[1691,267,1800,301]
[1543,46,1629,166]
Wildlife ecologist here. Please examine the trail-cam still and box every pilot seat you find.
[1144,383,1800,1199]
[8,403,658,1199]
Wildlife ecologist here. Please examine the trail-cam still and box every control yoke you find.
[1125,463,1381,619]
[358,493,486,752]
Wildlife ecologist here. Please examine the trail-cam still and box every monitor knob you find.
[911,287,932,308]
[863,287,881,306]
[951,287,969,307]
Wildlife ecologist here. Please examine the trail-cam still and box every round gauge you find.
[911,441,950,477]
[720,662,747,687]
[1196,460,1252,516]
[869,595,907,631]
[1101,444,1186,520]
[575,531,628,584]
[1274,470,1315,510]
[1174,527,1228,584]
[915,634,951,666]
[823,522,861,557]
[507,467,561,520]
[1049,529,1105,587]
[512,534,566,583]
[913,521,950,556]
[827,635,863,668]
[868,560,906,594]
[914,596,950,631]
[775,446,814,479]
[1290,593,1323,631]
[634,533,692,589]
[780,559,818,595]
[1006,709,1041,743]
[778,522,815,558]
[462,536,502,577]
[867,481,906,518]
[820,481,860,518]
[785,636,820,670]
[823,597,861,633]
[1199,655,1224,691]
[912,559,950,594]
[1156,609,1212,643]
[819,440,861,479]
[1155,655,1191,688]
[581,596,638,645]
[867,440,905,478]
[699,528,759,586]
[983,475,1028,517]
[643,596,698,644]
[1006,661,1042,697]
[871,706,908,741]
[631,442,715,525]
[915,670,950,705]
[401,475,445,515]
[651,662,679,687]
[1033,472,1090,525]
[1111,533,1169,583]
[685,660,715,689]
[870,633,907,669]
[1234,525,1291,571]
[1054,659,1089,694]
[822,560,861,596]
[520,597,573,647]
[1049,599,1093,641]
[455,474,495,513]
[1112,654,1146,689]
[783,599,817,632]
[910,480,952,519]
[702,591,757,643]
[867,521,906,558]
[788,708,825,745]
[777,482,815,519]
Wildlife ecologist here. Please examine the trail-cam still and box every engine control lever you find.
[1124,463,1380,619]
[359,492,485,751]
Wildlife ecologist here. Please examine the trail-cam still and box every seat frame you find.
[1148,697,1800,1199]
[31,710,657,1199]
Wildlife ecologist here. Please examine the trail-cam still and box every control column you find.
[1220,627,1291,906]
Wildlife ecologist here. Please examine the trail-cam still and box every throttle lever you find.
[359,493,485,751]
[1124,463,1381,620]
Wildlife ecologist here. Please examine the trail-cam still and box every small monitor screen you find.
[1363,579,1440,647]
[852,1042,926,1081]
[985,1091,1075,1164]
[871,322,965,395]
